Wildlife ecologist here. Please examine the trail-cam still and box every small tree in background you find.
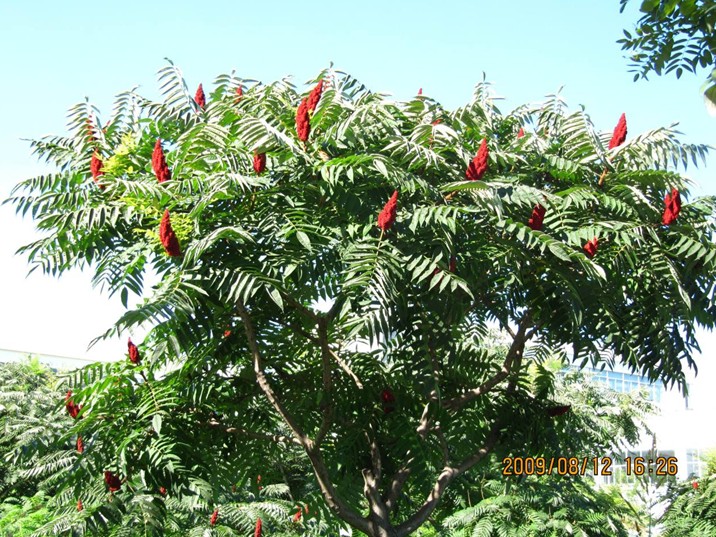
[5,60,716,536]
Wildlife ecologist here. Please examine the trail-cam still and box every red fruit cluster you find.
[104,471,122,492]
[517,127,525,139]
[662,188,681,225]
[528,204,546,231]
[449,255,457,273]
[236,85,243,100]
[608,113,627,149]
[159,210,182,257]
[547,405,571,417]
[128,338,141,365]
[381,388,396,414]
[296,98,310,141]
[293,509,302,523]
[90,152,103,180]
[210,508,219,526]
[65,391,81,419]
[152,139,171,183]
[466,139,489,181]
[417,88,423,95]
[377,190,399,231]
[583,237,599,259]
[159,486,167,496]
[253,152,266,174]
[255,518,263,537]
[692,481,699,489]
[77,499,83,511]
[223,329,232,338]
[195,84,206,109]
[77,435,84,453]
[307,79,324,113]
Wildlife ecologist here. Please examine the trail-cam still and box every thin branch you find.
[236,299,309,447]
[443,313,533,411]
[315,318,334,446]
[395,427,500,537]
[383,458,414,512]
[206,420,301,446]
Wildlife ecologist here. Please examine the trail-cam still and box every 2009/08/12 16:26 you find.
[501,456,679,476]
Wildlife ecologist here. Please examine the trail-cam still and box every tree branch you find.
[236,299,310,447]
[315,318,334,446]
[395,426,500,537]
[205,419,301,446]
[443,313,533,412]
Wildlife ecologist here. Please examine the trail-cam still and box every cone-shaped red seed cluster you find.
[104,471,121,492]
[417,88,423,95]
[546,405,571,417]
[608,113,627,149]
[195,84,206,109]
[90,152,103,179]
[528,204,546,231]
[255,518,263,537]
[152,139,171,183]
[236,85,243,100]
[662,188,681,225]
[693,481,699,489]
[381,388,396,414]
[377,190,399,231]
[449,255,457,273]
[159,210,182,257]
[128,338,141,365]
[517,127,525,139]
[466,139,489,181]
[210,508,219,526]
[159,486,167,496]
[307,79,324,113]
[77,499,83,511]
[296,98,310,141]
[253,152,266,174]
[65,391,81,419]
[583,237,598,258]
[77,435,84,453]
[293,509,302,522]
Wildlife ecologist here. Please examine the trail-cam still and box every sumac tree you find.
[5,60,716,536]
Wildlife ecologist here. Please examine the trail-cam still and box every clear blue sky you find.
[0,0,714,372]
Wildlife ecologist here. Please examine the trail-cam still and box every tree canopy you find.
[619,0,716,104]
[5,61,716,536]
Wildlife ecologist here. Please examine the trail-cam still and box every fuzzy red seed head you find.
[417,88,423,95]
[236,85,243,99]
[254,518,263,537]
[528,204,546,231]
[159,486,167,496]
[296,98,311,141]
[293,509,302,523]
[583,237,599,259]
[77,499,83,511]
[517,127,525,139]
[381,388,396,414]
[608,113,627,149]
[662,188,681,225]
[210,508,219,526]
[253,152,267,174]
[90,152,104,180]
[307,79,324,114]
[449,255,457,273]
[466,139,489,181]
[195,84,206,109]
[159,210,182,257]
[65,391,81,419]
[76,435,84,453]
[377,190,399,231]
[223,330,232,338]
[152,139,172,183]
[692,481,699,489]
[104,471,121,492]
[547,405,571,417]
[127,338,141,365]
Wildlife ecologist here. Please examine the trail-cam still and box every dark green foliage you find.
[4,61,716,536]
